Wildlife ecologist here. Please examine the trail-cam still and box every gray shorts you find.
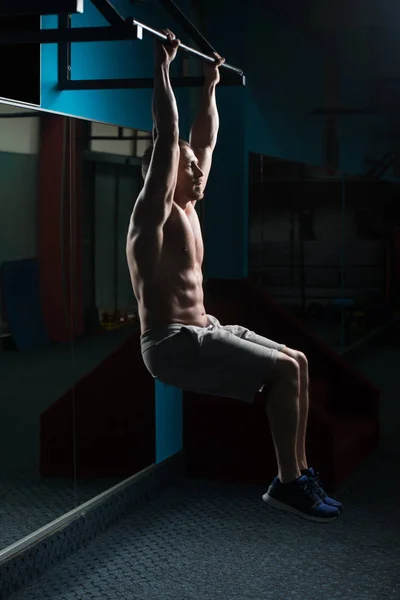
[140,314,285,403]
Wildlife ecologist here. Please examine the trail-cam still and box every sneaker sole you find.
[262,492,340,523]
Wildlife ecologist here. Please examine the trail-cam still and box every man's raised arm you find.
[152,31,180,141]
[189,54,225,187]
[129,30,181,231]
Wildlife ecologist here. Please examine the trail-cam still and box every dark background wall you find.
[4,0,397,465]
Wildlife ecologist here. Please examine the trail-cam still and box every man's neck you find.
[174,198,194,214]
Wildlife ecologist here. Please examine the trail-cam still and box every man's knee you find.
[273,352,300,385]
[257,353,299,405]
[282,348,308,372]
[294,350,308,372]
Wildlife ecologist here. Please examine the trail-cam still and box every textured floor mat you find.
[8,456,400,600]
[6,344,400,599]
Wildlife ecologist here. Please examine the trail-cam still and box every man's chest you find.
[163,204,204,266]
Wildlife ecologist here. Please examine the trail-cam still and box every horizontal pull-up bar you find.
[89,0,240,74]
[128,18,243,77]
[0,18,243,79]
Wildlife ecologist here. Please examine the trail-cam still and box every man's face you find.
[175,145,204,202]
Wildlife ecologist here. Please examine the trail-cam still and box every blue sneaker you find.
[263,475,340,523]
[301,468,343,512]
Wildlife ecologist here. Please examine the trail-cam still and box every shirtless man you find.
[126,30,343,523]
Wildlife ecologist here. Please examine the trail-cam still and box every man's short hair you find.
[141,138,190,180]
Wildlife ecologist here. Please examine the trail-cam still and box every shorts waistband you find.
[140,315,217,348]
[140,324,184,346]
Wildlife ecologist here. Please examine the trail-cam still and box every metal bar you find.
[0,10,244,80]
[58,14,71,87]
[89,0,126,26]
[0,20,243,77]
[0,25,140,44]
[127,18,244,77]
[0,0,83,16]
[60,75,245,89]
[158,0,217,56]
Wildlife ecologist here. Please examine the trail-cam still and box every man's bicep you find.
[144,137,180,195]
[193,146,213,189]
[137,138,180,226]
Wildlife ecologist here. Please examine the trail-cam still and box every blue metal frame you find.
[0,0,245,89]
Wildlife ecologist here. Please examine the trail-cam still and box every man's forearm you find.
[190,81,219,149]
[153,63,179,136]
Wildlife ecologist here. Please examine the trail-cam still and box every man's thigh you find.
[217,321,286,353]
[224,322,306,369]
[194,324,284,401]
[142,322,282,403]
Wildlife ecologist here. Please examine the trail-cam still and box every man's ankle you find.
[279,471,301,484]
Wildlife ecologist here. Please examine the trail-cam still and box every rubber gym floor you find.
[7,342,400,600]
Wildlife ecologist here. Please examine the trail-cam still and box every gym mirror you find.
[0,102,155,552]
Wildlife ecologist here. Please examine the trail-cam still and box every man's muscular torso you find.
[128,202,209,335]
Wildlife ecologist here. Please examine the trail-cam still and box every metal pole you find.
[58,14,71,88]
[127,18,244,77]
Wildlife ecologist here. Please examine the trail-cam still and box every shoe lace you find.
[304,477,322,504]
[311,471,326,496]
